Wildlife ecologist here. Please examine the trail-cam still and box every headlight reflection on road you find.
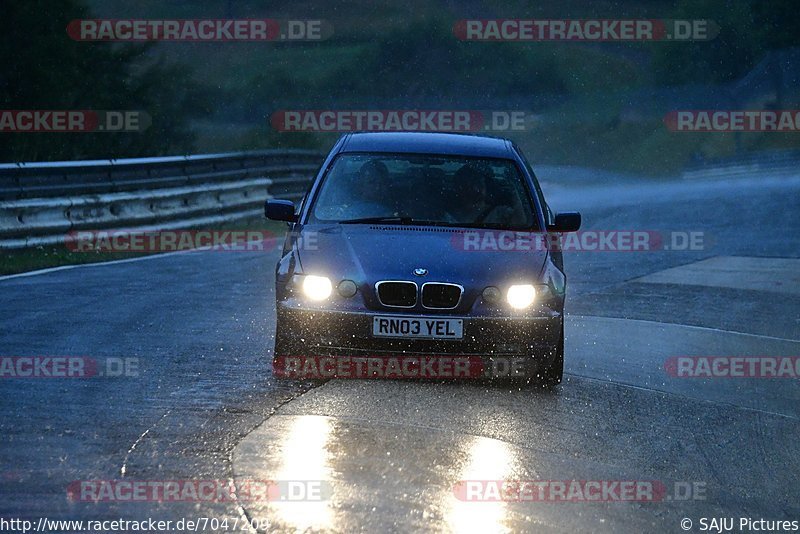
[446,437,516,534]
[274,416,334,531]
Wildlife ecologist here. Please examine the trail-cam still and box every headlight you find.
[301,275,332,301]
[506,284,536,309]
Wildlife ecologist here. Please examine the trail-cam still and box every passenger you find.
[354,160,389,204]
[341,159,393,218]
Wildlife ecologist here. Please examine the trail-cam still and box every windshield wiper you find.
[337,216,525,228]
[339,216,422,225]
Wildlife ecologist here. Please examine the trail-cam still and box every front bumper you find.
[275,304,561,357]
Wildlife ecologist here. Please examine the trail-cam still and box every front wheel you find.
[272,322,301,379]
[539,323,564,387]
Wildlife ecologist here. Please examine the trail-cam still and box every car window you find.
[309,154,539,230]
[514,144,552,226]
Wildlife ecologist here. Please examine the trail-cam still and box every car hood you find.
[295,224,547,285]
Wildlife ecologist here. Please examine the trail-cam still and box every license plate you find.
[372,316,463,339]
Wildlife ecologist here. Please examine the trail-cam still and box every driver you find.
[449,162,492,223]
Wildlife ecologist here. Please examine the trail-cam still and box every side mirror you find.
[548,212,581,233]
[264,199,297,222]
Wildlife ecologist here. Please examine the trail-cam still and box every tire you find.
[273,329,293,358]
[539,322,564,388]
[272,328,326,383]
[272,325,299,379]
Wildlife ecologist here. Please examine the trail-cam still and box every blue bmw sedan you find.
[265,132,581,385]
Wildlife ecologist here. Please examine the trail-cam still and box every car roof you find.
[338,132,514,158]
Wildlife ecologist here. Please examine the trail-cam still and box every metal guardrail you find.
[4,147,795,250]
[682,149,800,181]
[0,150,324,249]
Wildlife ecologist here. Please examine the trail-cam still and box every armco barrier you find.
[4,148,794,249]
[0,150,323,249]
[681,149,800,181]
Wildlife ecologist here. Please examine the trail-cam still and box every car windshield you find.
[309,154,538,229]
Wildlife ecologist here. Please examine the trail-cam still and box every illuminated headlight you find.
[506,284,536,309]
[301,275,332,301]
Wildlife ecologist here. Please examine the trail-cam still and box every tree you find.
[0,0,206,161]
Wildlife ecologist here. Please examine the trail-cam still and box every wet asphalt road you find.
[1,169,799,533]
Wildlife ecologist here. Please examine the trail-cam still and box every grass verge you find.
[0,218,290,276]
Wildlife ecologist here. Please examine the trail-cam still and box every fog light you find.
[506,284,536,309]
[338,279,357,298]
[482,286,501,304]
[302,275,332,301]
